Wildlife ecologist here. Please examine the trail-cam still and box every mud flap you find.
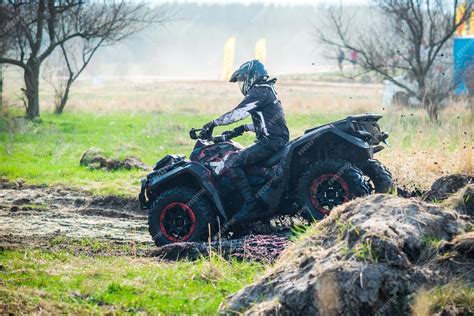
[139,178,148,209]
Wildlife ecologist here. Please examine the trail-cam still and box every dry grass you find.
[412,282,474,316]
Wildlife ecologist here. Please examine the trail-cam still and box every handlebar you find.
[189,128,201,140]
[189,128,231,143]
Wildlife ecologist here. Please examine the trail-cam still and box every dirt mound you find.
[220,194,473,315]
[152,234,290,262]
[422,174,474,202]
[80,147,150,171]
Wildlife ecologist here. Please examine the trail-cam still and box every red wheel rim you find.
[309,173,350,215]
[159,202,196,242]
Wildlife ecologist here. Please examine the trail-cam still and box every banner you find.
[255,38,266,64]
[221,37,236,81]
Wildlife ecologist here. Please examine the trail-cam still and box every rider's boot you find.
[231,168,258,223]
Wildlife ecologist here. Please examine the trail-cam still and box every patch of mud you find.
[220,193,474,315]
[0,184,151,252]
[151,234,290,262]
[0,181,292,259]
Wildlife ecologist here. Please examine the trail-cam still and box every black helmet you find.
[230,60,269,95]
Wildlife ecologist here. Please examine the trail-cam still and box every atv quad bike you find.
[139,113,393,246]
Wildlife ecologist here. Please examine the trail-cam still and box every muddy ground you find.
[1,175,469,260]
[0,182,154,255]
[0,181,290,260]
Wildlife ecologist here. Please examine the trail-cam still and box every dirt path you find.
[0,183,291,260]
[0,184,151,252]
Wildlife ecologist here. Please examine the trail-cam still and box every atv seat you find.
[259,147,286,168]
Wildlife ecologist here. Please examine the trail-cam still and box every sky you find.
[147,0,370,5]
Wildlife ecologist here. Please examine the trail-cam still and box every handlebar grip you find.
[189,128,200,140]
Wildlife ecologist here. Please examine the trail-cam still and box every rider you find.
[199,60,289,222]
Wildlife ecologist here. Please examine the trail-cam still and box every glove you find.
[222,130,236,140]
[233,125,246,136]
[199,121,216,139]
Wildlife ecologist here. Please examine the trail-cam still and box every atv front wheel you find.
[296,160,370,220]
[148,187,215,246]
[359,159,394,193]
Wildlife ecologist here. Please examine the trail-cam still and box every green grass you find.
[0,111,342,196]
[0,249,264,314]
[0,104,470,195]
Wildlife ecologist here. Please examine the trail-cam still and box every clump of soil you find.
[80,147,150,171]
[442,183,474,217]
[220,193,473,315]
[422,174,473,202]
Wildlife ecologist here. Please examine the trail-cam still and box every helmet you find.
[230,60,269,95]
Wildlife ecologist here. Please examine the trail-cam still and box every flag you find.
[221,37,236,81]
[255,38,266,64]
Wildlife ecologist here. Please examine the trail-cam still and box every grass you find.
[1,103,471,196]
[412,282,474,316]
[0,78,471,313]
[0,249,264,314]
[421,235,443,249]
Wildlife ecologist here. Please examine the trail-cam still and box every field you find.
[1,78,472,195]
[0,77,472,313]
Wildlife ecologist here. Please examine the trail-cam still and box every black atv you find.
[139,113,393,246]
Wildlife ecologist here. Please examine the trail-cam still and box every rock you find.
[422,174,474,202]
[219,194,473,315]
[80,148,150,171]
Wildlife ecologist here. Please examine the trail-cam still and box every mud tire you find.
[359,159,394,193]
[148,187,215,247]
[296,160,370,221]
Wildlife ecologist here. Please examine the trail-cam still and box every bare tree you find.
[0,1,167,119]
[319,0,472,121]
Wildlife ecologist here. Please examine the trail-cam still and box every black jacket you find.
[213,79,290,143]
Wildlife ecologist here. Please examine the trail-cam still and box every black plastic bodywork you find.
[139,113,388,219]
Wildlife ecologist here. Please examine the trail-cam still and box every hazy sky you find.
[148,0,370,5]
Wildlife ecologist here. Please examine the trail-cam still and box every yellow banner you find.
[255,38,266,64]
[470,6,474,35]
[456,3,466,36]
[221,37,236,81]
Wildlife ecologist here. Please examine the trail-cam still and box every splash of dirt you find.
[151,234,290,262]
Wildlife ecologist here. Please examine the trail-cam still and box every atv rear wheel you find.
[148,187,215,246]
[359,159,394,193]
[296,160,370,220]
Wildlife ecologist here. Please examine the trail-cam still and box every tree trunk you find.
[0,64,3,109]
[54,78,72,114]
[24,63,40,119]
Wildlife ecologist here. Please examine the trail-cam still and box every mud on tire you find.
[359,159,394,193]
[296,160,370,221]
[148,187,215,247]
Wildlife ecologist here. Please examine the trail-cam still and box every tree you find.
[43,35,113,114]
[318,0,473,121]
[0,1,166,119]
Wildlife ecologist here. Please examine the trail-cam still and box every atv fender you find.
[145,162,228,220]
